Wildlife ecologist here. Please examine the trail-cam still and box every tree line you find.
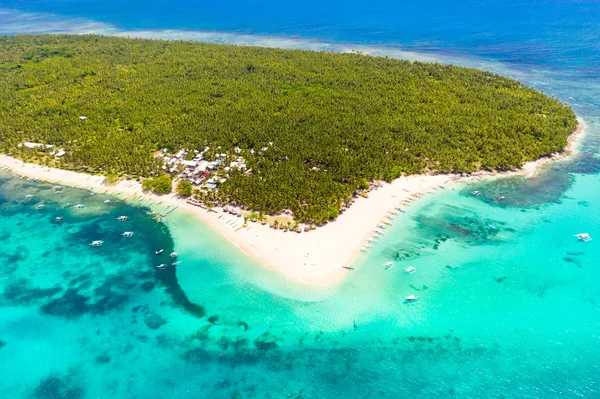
[0,35,578,222]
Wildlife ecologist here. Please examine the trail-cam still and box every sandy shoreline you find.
[0,121,586,286]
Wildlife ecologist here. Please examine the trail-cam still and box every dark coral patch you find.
[3,280,62,305]
[33,376,84,399]
[40,288,90,318]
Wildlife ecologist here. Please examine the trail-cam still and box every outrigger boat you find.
[155,249,164,255]
[122,231,134,238]
[61,203,71,208]
[34,204,45,210]
[74,204,84,209]
[575,233,592,242]
[104,199,112,204]
[384,261,394,270]
[116,216,128,221]
[404,266,417,274]
[172,261,182,266]
[156,264,167,270]
[471,190,480,196]
[90,240,104,247]
[404,295,419,304]
[342,265,354,270]
[25,194,34,200]
[55,217,63,222]
[169,252,178,258]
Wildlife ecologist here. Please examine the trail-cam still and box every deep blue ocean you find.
[1,2,599,398]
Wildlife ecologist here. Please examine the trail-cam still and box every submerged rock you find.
[144,313,168,330]
[33,376,84,399]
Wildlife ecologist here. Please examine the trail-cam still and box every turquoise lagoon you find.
[1,127,599,398]
[1,0,600,397]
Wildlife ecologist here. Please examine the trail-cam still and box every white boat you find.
[405,266,416,274]
[55,217,63,222]
[156,264,167,269]
[575,233,592,242]
[90,240,104,247]
[155,249,164,255]
[34,204,45,210]
[471,190,480,196]
[171,261,182,266]
[384,261,394,270]
[25,194,34,200]
[169,252,178,258]
[374,229,384,235]
[122,231,133,238]
[395,207,406,213]
[404,295,419,303]
[116,216,128,221]
[104,199,112,204]
[74,204,84,209]
[61,203,71,208]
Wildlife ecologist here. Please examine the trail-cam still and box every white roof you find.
[196,160,210,171]
[22,142,54,149]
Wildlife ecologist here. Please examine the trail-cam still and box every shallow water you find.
[1,1,600,398]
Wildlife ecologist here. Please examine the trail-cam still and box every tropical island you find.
[0,35,578,226]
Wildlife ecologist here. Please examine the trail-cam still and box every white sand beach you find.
[0,122,585,286]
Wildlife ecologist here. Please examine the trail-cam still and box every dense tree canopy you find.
[0,35,577,222]
[142,175,172,195]
[177,180,193,196]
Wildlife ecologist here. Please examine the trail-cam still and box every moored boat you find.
[575,233,592,242]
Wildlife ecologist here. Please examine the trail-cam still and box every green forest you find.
[0,35,577,222]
